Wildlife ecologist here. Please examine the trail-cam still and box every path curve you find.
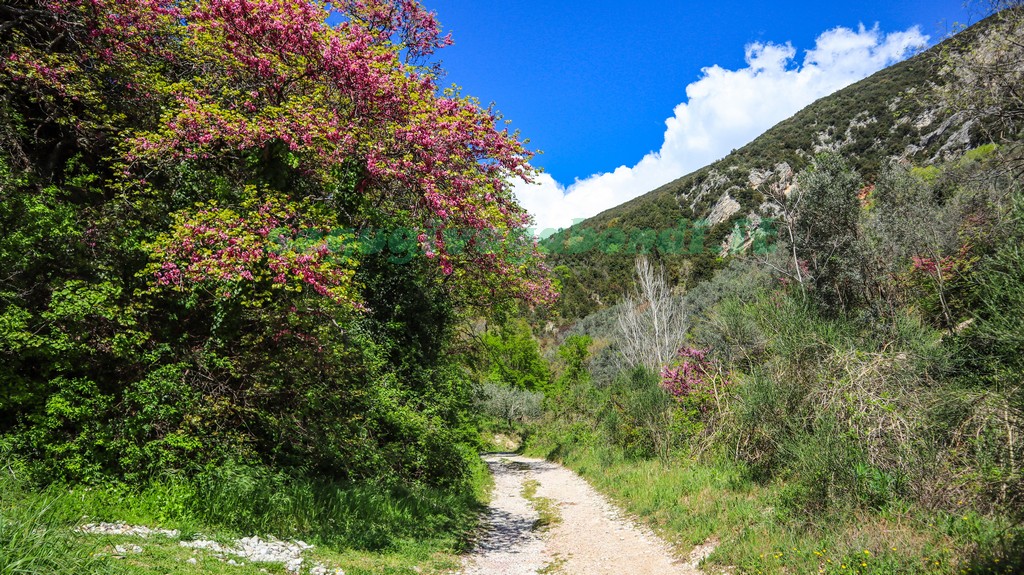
[461,453,712,575]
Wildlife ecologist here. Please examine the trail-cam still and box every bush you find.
[477,318,551,392]
[602,367,677,460]
[782,416,905,513]
[794,154,863,314]
[699,289,947,510]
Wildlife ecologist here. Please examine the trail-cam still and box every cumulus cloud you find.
[515,24,929,234]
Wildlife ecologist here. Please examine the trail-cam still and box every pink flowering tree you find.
[0,0,555,482]
[146,190,362,308]
[6,0,555,312]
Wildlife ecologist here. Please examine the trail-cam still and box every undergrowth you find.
[0,456,490,575]
[523,433,1024,575]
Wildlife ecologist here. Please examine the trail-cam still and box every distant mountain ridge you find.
[541,13,998,321]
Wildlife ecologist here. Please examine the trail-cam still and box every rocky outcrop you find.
[706,192,741,226]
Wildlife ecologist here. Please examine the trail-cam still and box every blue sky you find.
[421,1,980,231]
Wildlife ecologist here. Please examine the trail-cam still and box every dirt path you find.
[461,453,712,575]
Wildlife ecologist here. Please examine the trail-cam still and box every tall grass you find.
[190,461,486,550]
[524,427,1023,575]
[1,452,490,575]
[53,459,489,552]
[0,465,107,575]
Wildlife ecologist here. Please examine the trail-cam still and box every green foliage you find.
[864,160,1004,328]
[181,461,484,551]
[602,367,677,460]
[0,451,488,574]
[782,416,906,513]
[0,0,554,495]
[116,363,203,478]
[963,189,1024,380]
[556,335,591,389]
[963,143,1000,163]
[538,139,1022,523]
[562,306,622,388]
[702,290,956,513]
[545,335,597,419]
[24,377,115,484]
[474,382,543,431]
[794,153,863,313]
[478,318,551,392]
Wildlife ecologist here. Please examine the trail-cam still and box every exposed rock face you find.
[920,111,968,148]
[930,118,976,163]
[668,92,977,233]
[913,107,938,129]
[687,169,728,214]
[748,167,773,188]
[706,192,741,226]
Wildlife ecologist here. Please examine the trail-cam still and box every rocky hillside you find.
[542,14,999,321]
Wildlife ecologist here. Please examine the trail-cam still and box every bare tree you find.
[616,256,688,371]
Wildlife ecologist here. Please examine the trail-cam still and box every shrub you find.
[794,154,864,314]
[659,347,730,450]
[474,382,543,430]
[478,318,551,392]
[603,367,677,460]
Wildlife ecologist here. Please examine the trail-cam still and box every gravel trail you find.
[461,453,710,575]
[461,454,549,575]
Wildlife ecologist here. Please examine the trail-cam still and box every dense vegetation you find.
[0,0,550,571]
[522,163,1024,572]
[0,0,560,484]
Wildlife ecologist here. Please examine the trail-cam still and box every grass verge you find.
[1,458,491,575]
[523,432,1024,575]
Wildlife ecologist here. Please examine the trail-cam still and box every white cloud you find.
[515,24,929,234]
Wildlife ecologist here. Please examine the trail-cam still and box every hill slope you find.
[542,16,997,321]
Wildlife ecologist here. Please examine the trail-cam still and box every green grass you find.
[521,479,560,532]
[523,432,1023,575]
[56,460,489,552]
[1,458,491,575]
[0,487,110,575]
[81,532,463,575]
